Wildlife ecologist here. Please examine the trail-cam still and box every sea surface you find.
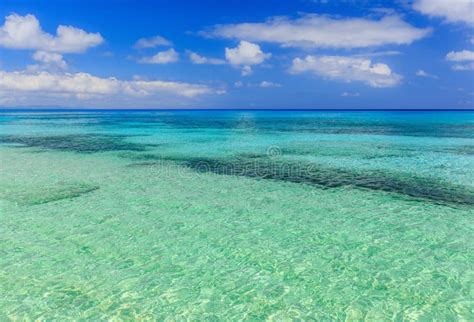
[0,110,473,320]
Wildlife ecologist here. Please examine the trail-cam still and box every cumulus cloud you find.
[415,69,438,79]
[290,55,402,87]
[0,13,103,53]
[446,50,474,62]
[413,0,474,25]
[0,70,220,106]
[134,35,172,49]
[29,50,67,70]
[446,50,474,71]
[233,80,281,88]
[225,41,270,65]
[240,65,252,76]
[225,41,270,76]
[206,14,430,48]
[138,48,179,64]
[187,51,226,64]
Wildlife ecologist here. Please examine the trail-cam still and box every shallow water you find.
[0,110,473,320]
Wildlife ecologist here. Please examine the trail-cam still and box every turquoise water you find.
[0,110,473,320]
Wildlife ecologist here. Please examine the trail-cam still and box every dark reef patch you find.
[117,152,165,161]
[0,134,148,153]
[282,145,414,160]
[129,154,474,206]
[126,161,163,168]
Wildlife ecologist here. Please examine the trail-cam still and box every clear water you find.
[0,110,473,320]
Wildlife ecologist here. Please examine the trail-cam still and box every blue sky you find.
[0,0,473,109]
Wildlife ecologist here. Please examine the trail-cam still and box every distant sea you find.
[1,110,473,319]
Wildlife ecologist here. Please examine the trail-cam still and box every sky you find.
[0,0,473,109]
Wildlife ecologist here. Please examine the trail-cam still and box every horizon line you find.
[1,108,473,112]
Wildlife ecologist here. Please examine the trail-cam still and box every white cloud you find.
[415,69,428,77]
[0,70,220,106]
[413,0,474,25]
[225,41,271,65]
[290,55,402,87]
[32,51,67,69]
[240,65,253,76]
[206,14,430,48]
[415,69,438,79]
[233,80,281,88]
[0,13,103,53]
[225,41,270,76]
[446,50,474,71]
[138,48,179,64]
[452,63,474,71]
[187,51,226,64]
[259,81,281,88]
[134,35,172,49]
[446,50,474,62]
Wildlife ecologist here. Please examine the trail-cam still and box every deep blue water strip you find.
[1,108,474,113]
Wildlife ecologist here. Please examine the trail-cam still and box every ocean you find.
[1,110,473,319]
